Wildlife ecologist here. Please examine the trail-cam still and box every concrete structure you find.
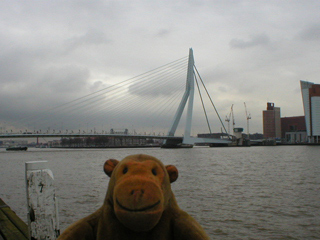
[263,102,281,139]
[300,80,320,143]
[164,48,231,147]
[25,161,60,239]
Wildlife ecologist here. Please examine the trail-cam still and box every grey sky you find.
[1,0,320,135]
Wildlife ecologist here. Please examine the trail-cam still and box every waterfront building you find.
[281,116,307,143]
[263,102,281,139]
[300,80,320,143]
[0,140,28,147]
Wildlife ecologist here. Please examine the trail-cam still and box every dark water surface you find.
[1,146,319,239]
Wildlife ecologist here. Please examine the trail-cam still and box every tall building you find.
[300,80,320,143]
[263,102,281,139]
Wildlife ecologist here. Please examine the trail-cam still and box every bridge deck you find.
[0,134,231,145]
[0,133,182,139]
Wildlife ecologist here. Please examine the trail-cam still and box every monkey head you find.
[103,154,178,232]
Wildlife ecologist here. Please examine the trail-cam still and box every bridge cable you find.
[34,57,187,122]
[47,56,188,111]
[194,70,212,134]
[58,62,186,118]
[11,56,188,128]
[76,64,187,124]
[193,65,230,138]
[85,69,186,129]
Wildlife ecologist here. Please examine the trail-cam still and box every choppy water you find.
[1,146,319,239]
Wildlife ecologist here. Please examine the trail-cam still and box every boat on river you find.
[6,146,28,151]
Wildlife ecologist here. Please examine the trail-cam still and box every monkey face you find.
[104,155,178,232]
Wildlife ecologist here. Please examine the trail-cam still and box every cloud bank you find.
[1,0,320,135]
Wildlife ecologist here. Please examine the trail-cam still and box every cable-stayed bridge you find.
[1,49,231,147]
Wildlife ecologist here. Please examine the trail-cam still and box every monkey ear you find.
[104,159,119,177]
[165,165,178,183]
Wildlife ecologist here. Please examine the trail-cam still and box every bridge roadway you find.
[0,133,183,140]
[0,133,232,146]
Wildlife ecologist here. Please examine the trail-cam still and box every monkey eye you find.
[152,168,157,176]
[123,167,128,174]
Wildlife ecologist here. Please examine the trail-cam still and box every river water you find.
[0,146,319,239]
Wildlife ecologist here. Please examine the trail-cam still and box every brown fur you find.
[58,154,209,240]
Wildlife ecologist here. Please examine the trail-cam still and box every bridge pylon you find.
[163,48,231,148]
[166,48,194,142]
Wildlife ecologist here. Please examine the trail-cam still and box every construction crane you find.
[225,104,234,135]
[244,102,251,137]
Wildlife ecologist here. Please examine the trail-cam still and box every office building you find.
[281,116,306,143]
[300,80,320,143]
[263,102,281,139]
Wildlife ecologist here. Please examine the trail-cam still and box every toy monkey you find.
[58,154,209,240]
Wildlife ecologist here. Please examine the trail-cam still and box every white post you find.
[25,161,60,240]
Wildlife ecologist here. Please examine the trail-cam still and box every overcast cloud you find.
[1,0,320,135]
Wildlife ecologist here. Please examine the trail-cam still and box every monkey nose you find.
[130,189,144,201]
[131,189,144,196]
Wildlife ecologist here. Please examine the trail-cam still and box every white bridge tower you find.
[166,48,231,146]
